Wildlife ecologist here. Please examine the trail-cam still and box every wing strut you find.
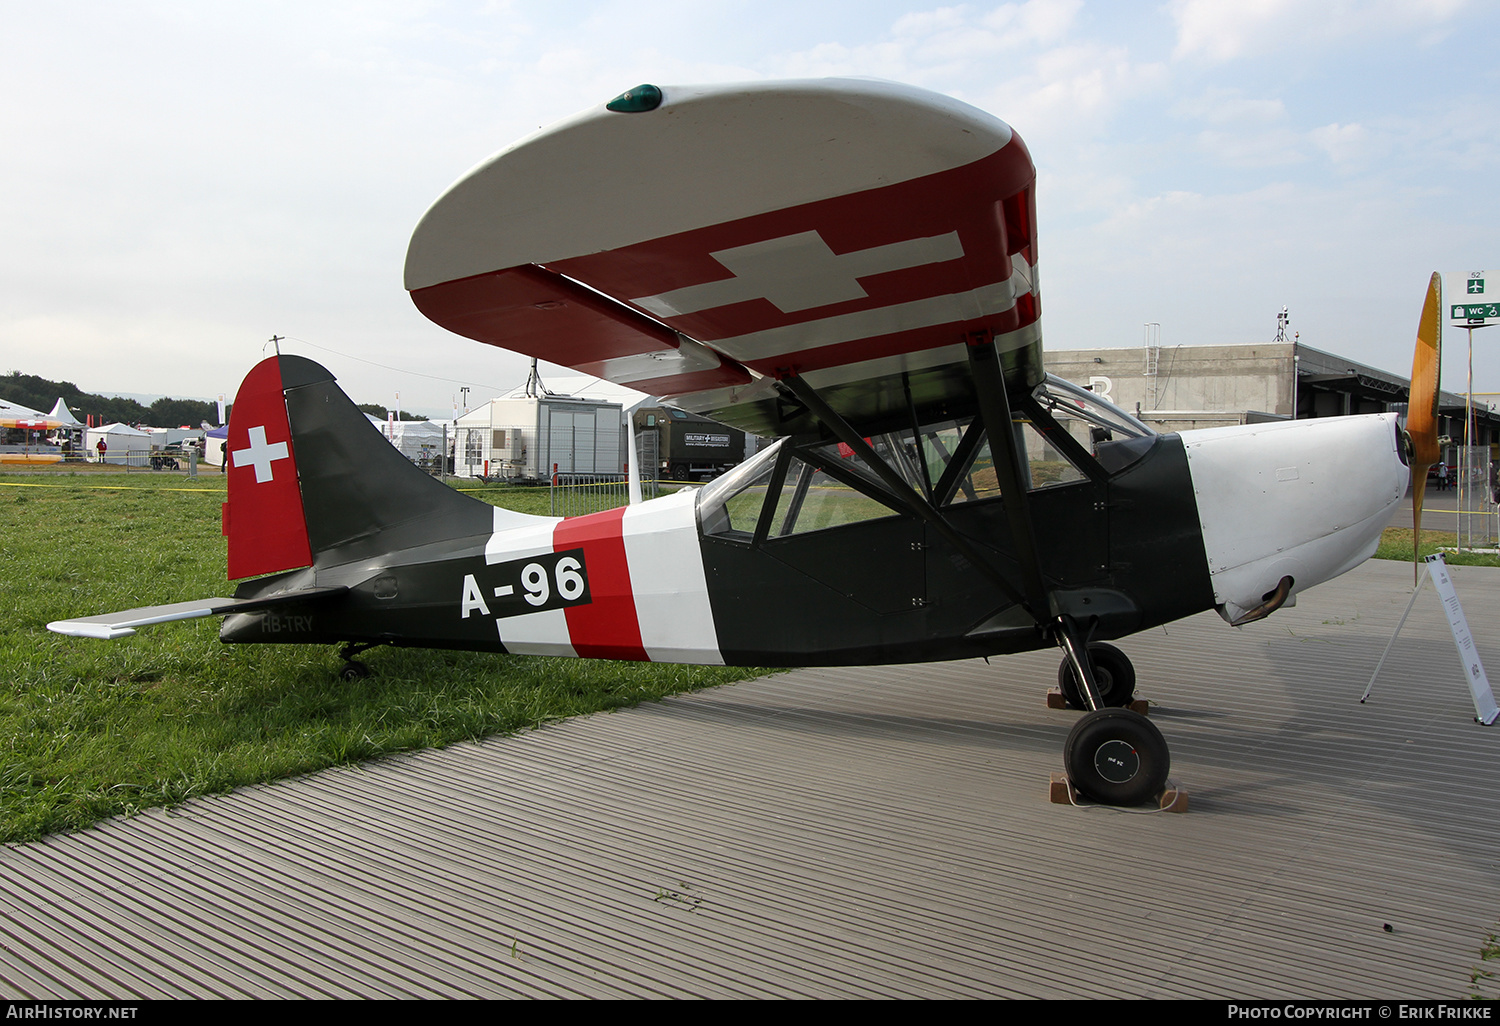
[775,370,1040,623]
[963,331,1051,619]
[964,332,1122,700]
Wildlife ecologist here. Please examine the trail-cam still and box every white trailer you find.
[452,395,622,481]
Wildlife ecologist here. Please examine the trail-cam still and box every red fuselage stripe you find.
[553,507,648,661]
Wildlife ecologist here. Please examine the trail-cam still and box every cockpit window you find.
[766,450,904,538]
[698,440,782,540]
[1033,374,1156,474]
[698,383,1152,544]
[943,418,1087,505]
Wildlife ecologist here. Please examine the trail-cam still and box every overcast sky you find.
[2,0,1496,416]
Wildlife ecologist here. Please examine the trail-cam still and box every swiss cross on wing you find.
[550,144,1034,379]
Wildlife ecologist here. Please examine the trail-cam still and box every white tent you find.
[85,424,151,466]
[203,425,229,468]
[47,399,84,427]
[0,397,50,422]
[373,417,447,467]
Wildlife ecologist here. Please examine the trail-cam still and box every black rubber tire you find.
[339,660,371,682]
[1057,642,1136,709]
[1064,708,1169,805]
[671,464,689,481]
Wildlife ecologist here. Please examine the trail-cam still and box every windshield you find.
[1034,374,1154,440]
[1034,374,1157,474]
[696,439,784,539]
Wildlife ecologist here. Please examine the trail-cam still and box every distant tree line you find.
[3,370,431,428]
[0,371,226,428]
[357,404,428,422]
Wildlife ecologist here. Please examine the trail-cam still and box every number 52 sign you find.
[1449,270,1498,323]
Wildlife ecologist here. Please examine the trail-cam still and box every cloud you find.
[891,0,1082,59]
[1309,122,1372,164]
[1193,127,1308,168]
[1173,87,1286,126]
[773,0,1090,83]
[1170,0,1473,61]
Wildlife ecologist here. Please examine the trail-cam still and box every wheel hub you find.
[1093,740,1140,783]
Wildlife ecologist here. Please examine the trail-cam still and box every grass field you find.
[0,471,763,843]
[1374,526,1500,567]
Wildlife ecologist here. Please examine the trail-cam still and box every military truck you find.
[632,406,747,481]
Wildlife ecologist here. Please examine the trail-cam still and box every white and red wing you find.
[406,79,1040,434]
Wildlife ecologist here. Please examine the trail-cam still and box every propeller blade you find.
[1408,272,1443,581]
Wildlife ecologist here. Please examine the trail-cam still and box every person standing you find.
[95,437,107,463]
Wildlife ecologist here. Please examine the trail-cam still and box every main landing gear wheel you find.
[1057,642,1136,709]
[1064,708,1169,806]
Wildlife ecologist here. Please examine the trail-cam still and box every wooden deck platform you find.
[2,557,1497,999]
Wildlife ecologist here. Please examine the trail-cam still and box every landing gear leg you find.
[1057,642,1136,709]
[337,642,381,682]
[1053,616,1171,806]
[1053,615,1105,711]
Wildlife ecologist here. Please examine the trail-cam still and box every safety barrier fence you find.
[550,474,662,517]
[0,449,205,474]
[1455,446,1497,548]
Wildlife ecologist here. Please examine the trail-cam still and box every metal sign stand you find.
[1362,553,1499,724]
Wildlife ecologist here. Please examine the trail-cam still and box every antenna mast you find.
[523,358,551,398]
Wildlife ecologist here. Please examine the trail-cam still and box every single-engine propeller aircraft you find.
[50,79,1431,806]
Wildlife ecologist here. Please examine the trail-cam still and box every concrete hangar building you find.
[1045,341,1498,449]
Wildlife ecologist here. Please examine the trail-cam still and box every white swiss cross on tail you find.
[232,425,291,483]
[224,357,312,580]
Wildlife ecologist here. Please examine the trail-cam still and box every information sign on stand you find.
[1449,270,1498,326]
[1362,554,1498,724]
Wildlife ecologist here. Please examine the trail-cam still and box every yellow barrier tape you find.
[0,481,224,494]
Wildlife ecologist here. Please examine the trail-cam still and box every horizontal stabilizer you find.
[47,587,347,640]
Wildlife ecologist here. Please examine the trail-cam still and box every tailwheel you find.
[336,642,380,682]
[1057,642,1136,709]
[1064,708,1169,806]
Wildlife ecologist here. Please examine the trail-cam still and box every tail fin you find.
[225,355,493,579]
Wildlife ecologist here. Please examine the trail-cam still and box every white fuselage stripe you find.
[621,490,724,664]
[484,508,575,657]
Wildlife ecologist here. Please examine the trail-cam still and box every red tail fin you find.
[223,357,312,579]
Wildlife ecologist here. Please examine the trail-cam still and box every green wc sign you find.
[1450,270,1499,323]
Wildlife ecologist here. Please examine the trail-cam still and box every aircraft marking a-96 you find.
[51,78,1431,806]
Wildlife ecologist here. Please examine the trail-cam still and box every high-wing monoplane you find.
[51,79,1426,806]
